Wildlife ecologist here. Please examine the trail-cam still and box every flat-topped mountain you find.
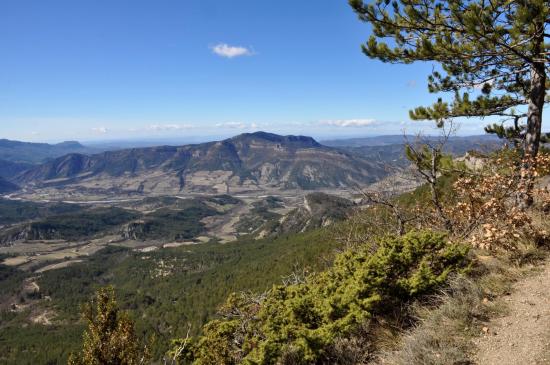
[14,132,388,197]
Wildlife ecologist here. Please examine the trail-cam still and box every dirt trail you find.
[474,261,550,365]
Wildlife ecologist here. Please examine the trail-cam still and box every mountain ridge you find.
[13,132,388,197]
[0,138,95,164]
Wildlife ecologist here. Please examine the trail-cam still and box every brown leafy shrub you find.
[451,152,550,250]
[408,147,550,251]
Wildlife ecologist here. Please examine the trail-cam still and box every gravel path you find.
[474,262,550,365]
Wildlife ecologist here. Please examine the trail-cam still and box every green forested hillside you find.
[0,198,85,226]
[0,227,341,363]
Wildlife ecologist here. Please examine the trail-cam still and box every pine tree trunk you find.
[524,64,546,158]
[520,63,546,207]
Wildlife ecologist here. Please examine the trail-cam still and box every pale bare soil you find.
[35,260,84,273]
[474,260,550,365]
[0,236,119,272]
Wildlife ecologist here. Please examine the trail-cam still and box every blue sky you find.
[0,0,488,142]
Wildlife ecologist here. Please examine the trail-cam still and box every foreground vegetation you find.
[176,231,469,364]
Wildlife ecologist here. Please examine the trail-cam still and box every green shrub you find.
[175,230,469,364]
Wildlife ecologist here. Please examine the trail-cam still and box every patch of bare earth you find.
[474,261,550,365]
[29,310,54,325]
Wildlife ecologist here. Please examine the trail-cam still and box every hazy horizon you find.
[0,129,501,146]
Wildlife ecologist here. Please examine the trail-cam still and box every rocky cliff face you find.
[120,220,148,241]
[0,225,33,246]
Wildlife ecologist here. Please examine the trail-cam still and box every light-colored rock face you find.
[303,196,312,214]
[302,165,317,181]
[458,153,488,171]
[257,163,278,184]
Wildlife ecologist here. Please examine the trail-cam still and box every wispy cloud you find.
[215,122,248,129]
[145,124,194,131]
[211,43,254,58]
[319,119,377,127]
[91,126,108,134]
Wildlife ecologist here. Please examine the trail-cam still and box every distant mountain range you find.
[320,134,500,147]
[0,139,98,164]
[11,132,388,196]
[0,132,506,197]
[322,134,503,166]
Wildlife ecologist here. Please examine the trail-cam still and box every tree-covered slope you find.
[0,227,341,363]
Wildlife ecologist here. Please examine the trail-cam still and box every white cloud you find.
[319,119,377,127]
[91,126,108,134]
[145,124,194,131]
[211,43,254,58]
[215,122,248,129]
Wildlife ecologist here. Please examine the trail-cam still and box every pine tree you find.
[349,0,549,158]
[68,286,149,365]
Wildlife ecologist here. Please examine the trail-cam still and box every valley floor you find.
[473,259,550,365]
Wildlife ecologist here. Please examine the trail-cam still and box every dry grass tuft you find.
[380,276,489,365]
